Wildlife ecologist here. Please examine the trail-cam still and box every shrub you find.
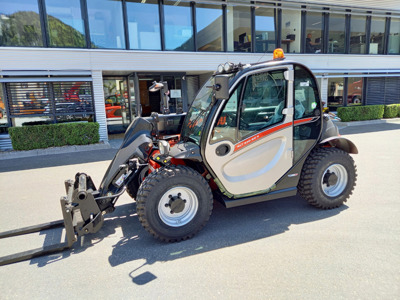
[383,104,400,119]
[9,122,100,151]
[337,105,384,122]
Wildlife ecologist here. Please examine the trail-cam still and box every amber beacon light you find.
[273,48,285,60]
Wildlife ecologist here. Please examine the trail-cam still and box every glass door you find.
[103,77,131,133]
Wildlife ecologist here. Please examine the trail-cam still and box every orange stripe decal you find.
[294,117,314,125]
[234,122,292,152]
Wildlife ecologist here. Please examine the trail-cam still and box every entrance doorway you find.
[138,74,185,116]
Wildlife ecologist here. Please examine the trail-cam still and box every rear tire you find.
[136,165,213,242]
[298,147,357,209]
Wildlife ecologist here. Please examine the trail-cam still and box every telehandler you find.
[0,49,357,265]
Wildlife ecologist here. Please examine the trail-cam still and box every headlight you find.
[224,62,233,72]
[217,64,224,73]
[158,140,170,155]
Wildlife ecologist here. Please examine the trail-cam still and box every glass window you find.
[305,11,323,53]
[226,6,251,52]
[327,78,344,110]
[45,0,86,48]
[350,15,367,54]
[210,79,243,144]
[0,84,8,129]
[239,70,287,139]
[126,0,161,50]
[0,0,43,47]
[294,65,320,119]
[388,18,400,54]
[87,0,125,49]
[370,17,386,54]
[164,0,194,51]
[196,4,223,52]
[328,14,346,54]
[254,6,276,53]
[347,78,363,106]
[281,9,301,53]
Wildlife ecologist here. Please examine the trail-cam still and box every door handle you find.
[216,144,230,156]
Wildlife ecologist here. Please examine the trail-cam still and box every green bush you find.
[9,122,100,151]
[337,105,384,122]
[383,104,400,119]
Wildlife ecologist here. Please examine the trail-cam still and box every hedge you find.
[337,105,384,122]
[9,122,100,151]
[383,104,400,119]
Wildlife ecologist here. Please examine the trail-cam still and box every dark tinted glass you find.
[327,77,344,109]
[255,6,276,53]
[370,17,386,54]
[350,16,366,54]
[45,0,86,48]
[388,18,400,54]
[196,4,223,52]
[305,11,323,53]
[328,14,346,53]
[227,6,251,52]
[87,0,125,49]
[347,78,363,106]
[164,0,194,51]
[0,0,43,46]
[126,0,161,50]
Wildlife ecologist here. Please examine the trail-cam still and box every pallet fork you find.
[0,174,112,266]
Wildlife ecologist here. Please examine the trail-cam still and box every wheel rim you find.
[158,186,198,227]
[321,164,348,197]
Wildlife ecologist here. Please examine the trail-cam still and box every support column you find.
[320,76,329,107]
[91,70,108,142]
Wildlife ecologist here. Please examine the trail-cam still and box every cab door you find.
[204,66,294,196]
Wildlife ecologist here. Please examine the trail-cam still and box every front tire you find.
[136,165,213,242]
[298,147,357,209]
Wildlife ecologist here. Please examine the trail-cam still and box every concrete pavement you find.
[0,122,399,299]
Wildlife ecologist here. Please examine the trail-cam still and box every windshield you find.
[181,77,215,144]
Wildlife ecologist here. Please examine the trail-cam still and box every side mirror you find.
[214,75,230,100]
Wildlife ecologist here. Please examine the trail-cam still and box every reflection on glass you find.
[164,0,194,51]
[347,78,363,106]
[305,11,323,53]
[45,0,86,48]
[87,0,125,49]
[255,6,276,53]
[0,0,43,46]
[350,16,366,54]
[280,9,301,53]
[328,14,346,53]
[196,4,223,52]
[0,84,7,127]
[103,78,131,133]
[126,0,161,50]
[227,6,251,52]
[388,18,400,54]
[327,77,344,110]
[370,17,386,54]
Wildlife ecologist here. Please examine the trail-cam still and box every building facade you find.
[0,0,399,148]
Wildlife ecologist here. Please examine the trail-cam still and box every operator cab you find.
[179,49,322,198]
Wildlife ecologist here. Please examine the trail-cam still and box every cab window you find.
[210,79,244,144]
[238,69,287,139]
[294,65,321,119]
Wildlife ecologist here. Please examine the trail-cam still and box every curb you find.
[335,117,400,128]
[0,142,112,160]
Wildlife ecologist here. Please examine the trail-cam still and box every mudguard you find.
[319,136,358,154]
